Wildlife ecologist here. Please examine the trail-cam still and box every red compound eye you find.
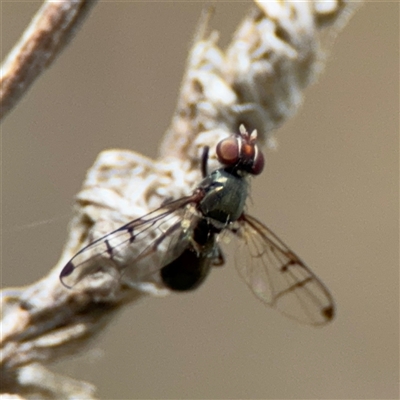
[216,136,240,166]
[216,127,265,175]
[250,146,264,175]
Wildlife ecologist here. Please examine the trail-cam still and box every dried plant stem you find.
[1,1,361,398]
[0,0,98,121]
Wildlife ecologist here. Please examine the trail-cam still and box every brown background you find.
[2,2,398,399]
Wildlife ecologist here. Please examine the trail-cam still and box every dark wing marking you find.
[233,214,335,326]
[60,195,199,288]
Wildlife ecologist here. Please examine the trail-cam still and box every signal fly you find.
[60,126,335,326]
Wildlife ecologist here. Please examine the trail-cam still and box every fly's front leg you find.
[201,146,210,178]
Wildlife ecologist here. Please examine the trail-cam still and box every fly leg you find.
[201,146,210,178]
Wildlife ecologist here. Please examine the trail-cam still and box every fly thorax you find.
[198,169,248,224]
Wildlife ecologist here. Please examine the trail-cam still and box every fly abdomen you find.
[160,248,212,291]
[160,218,218,291]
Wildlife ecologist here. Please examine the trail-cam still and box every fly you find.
[60,125,335,326]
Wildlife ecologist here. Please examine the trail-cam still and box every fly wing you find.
[60,195,198,289]
[233,214,335,326]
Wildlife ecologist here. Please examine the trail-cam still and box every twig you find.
[0,0,98,121]
[1,1,361,398]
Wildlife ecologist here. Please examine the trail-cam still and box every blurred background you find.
[2,2,398,399]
